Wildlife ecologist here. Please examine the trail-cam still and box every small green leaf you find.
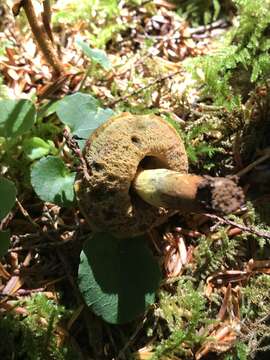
[251,61,260,82]
[213,0,221,21]
[38,100,60,118]
[0,99,36,137]
[0,230,10,258]
[23,137,57,161]
[0,177,17,220]
[77,40,112,70]
[56,93,113,147]
[78,233,161,324]
[31,156,76,206]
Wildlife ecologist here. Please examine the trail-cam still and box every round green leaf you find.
[31,156,76,206]
[78,233,161,324]
[56,93,113,148]
[0,177,17,220]
[0,99,36,137]
[0,230,10,258]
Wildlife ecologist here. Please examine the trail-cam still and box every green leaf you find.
[0,177,17,220]
[56,93,113,147]
[186,146,198,164]
[213,0,221,21]
[37,100,60,118]
[31,156,76,206]
[23,137,57,161]
[77,40,112,70]
[0,99,36,137]
[78,233,161,324]
[0,230,10,258]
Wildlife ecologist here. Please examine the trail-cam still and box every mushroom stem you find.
[133,169,244,215]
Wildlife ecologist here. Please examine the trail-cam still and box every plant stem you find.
[133,169,244,215]
[42,0,54,42]
[22,0,63,76]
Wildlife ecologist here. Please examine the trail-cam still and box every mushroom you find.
[75,113,244,237]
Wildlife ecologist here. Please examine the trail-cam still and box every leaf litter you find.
[0,1,270,359]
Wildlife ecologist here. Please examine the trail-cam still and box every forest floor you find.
[0,1,270,359]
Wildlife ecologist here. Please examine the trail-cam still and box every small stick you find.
[63,128,91,181]
[204,213,270,240]
[236,148,270,177]
[189,19,229,35]
[42,0,54,42]
[116,317,147,359]
[16,198,40,229]
[109,70,181,106]
[21,0,63,76]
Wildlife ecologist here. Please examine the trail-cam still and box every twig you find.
[21,0,63,76]
[116,317,147,359]
[108,70,181,106]
[8,238,74,252]
[16,198,40,229]
[16,287,45,295]
[189,19,230,35]
[63,128,91,181]
[204,213,270,240]
[197,103,224,111]
[0,211,15,231]
[42,0,54,42]
[236,148,270,177]
[142,19,229,42]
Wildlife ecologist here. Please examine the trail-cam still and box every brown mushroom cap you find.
[75,113,188,237]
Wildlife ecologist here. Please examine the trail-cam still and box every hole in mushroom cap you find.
[91,161,104,172]
[129,155,169,197]
[139,156,168,170]
[131,136,141,145]
[129,155,170,208]
[76,113,188,237]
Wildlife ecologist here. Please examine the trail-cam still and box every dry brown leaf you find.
[164,233,191,277]
[1,301,28,315]
[195,321,240,360]
[2,275,25,295]
[0,262,11,280]
[246,258,270,271]
[196,285,241,359]
[133,347,154,360]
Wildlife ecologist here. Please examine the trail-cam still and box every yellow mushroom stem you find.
[133,169,244,215]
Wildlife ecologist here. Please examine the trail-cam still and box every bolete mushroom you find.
[75,113,244,237]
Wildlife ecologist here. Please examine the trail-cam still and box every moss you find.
[242,275,270,319]
[185,0,270,110]
[151,278,211,359]
[193,228,240,279]
[0,294,76,360]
